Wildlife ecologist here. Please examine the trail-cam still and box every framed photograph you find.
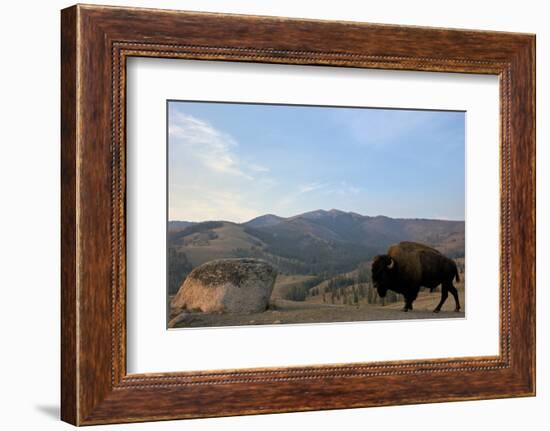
[61,4,535,425]
[165,101,466,329]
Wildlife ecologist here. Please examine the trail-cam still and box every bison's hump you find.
[390,241,442,255]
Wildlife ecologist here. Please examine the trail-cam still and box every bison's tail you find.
[455,267,460,282]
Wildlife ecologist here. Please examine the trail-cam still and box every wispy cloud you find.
[299,182,329,194]
[169,185,259,223]
[276,181,362,213]
[300,181,362,196]
[168,111,276,222]
[328,181,362,196]
[168,102,464,222]
[245,162,270,173]
[169,112,253,179]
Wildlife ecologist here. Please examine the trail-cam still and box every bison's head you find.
[371,255,396,298]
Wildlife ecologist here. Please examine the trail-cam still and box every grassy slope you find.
[178,222,264,266]
[272,274,319,299]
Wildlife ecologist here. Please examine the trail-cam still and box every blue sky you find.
[168,101,465,223]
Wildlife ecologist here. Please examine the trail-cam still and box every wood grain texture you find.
[60,5,78,425]
[60,4,535,425]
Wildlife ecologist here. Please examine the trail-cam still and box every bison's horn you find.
[387,258,395,269]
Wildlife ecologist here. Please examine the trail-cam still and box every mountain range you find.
[167,209,464,293]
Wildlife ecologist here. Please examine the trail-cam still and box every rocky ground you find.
[169,289,465,328]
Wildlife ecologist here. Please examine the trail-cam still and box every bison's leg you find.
[403,290,417,312]
[449,284,461,312]
[433,284,449,313]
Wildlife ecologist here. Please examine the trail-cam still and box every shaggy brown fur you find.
[371,241,460,312]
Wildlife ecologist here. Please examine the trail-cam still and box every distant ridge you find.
[168,209,465,281]
[244,214,285,229]
[168,220,195,232]
[169,209,465,228]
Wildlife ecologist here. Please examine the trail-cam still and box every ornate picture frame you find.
[61,4,535,425]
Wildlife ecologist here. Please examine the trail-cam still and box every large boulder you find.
[171,258,277,314]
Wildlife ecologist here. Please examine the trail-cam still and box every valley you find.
[167,209,465,326]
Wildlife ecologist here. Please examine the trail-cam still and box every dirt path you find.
[170,298,465,328]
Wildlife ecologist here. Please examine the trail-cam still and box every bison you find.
[371,241,461,313]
